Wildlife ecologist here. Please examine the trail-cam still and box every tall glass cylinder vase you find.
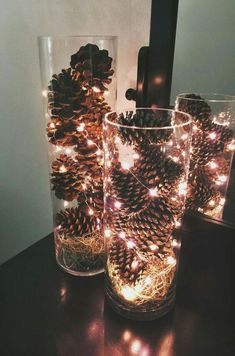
[103,108,192,320]
[176,94,235,219]
[38,36,117,276]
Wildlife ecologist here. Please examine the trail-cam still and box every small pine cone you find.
[109,237,146,284]
[75,137,103,182]
[47,117,82,146]
[176,94,212,129]
[110,166,149,215]
[191,131,225,166]
[128,199,175,241]
[118,110,173,146]
[51,154,84,201]
[70,43,114,91]
[136,145,184,195]
[56,205,100,237]
[186,179,216,210]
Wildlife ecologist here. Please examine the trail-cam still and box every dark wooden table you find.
[0,215,235,356]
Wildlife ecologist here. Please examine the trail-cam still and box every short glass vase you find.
[103,108,192,320]
[176,93,235,219]
[38,35,117,276]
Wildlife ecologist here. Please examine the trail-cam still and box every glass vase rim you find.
[104,108,192,130]
[177,92,235,103]
[38,35,118,41]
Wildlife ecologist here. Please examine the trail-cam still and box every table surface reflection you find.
[0,215,234,356]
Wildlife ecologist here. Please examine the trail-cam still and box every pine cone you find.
[109,237,145,284]
[51,154,84,201]
[110,165,149,215]
[127,199,175,241]
[56,205,100,237]
[118,110,173,146]
[136,145,184,195]
[191,131,225,166]
[70,43,114,91]
[177,94,212,129]
[186,179,217,210]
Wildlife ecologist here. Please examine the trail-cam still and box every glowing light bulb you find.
[65,148,72,155]
[104,229,111,238]
[104,90,110,96]
[172,156,179,162]
[77,123,85,132]
[92,86,100,93]
[42,90,47,97]
[107,160,112,168]
[167,256,176,266]
[131,260,139,270]
[82,183,87,190]
[123,330,131,342]
[208,200,215,207]
[144,276,152,285]
[149,244,158,251]
[49,122,55,129]
[227,141,235,151]
[130,339,142,354]
[175,221,181,228]
[56,224,62,230]
[87,139,94,146]
[133,153,140,160]
[218,175,227,183]
[96,149,102,156]
[181,133,188,140]
[149,187,158,197]
[121,162,130,170]
[114,200,122,209]
[119,231,126,239]
[178,181,187,196]
[181,151,186,157]
[55,146,62,152]
[59,165,67,173]
[167,140,173,146]
[89,208,94,215]
[64,201,69,207]
[127,241,136,249]
[209,161,218,169]
[220,197,226,205]
[172,239,179,248]
[209,132,217,140]
[121,286,136,301]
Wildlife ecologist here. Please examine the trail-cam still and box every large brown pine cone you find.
[110,165,150,215]
[70,43,114,91]
[51,154,84,201]
[186,179,219,210]
[127,199,175,241]
[118,110,173,146]
[109,237,146,284]
[177,94,212,129]
[136,145,184,195]
[56,205,100,237]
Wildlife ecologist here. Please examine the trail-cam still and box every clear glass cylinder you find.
[176,94,235,219]
[103,108,192,320]
[38,36,117,276]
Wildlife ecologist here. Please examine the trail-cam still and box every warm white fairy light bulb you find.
[42,90,47,97]
[59,165,67,173]
[65,148,72,155]
[208,200,215,207]
[175,221,181,228]
[87,139,94,146]
[127,241,136,249]
[172,156,179,163]
[121,286,136,301]
[77,123,85,132]
[167,256,176,266]
[131,260,139,270]
[133,153,140,160]
[92,86,100,93]
[104,229,111,238]
[227,140,235,151]
[178,181,187,196]
[114,200,122,209]
[55,146,62,153]
[209,132,217,140]
[149,244,158,251]
[220,198,226,206]
[119,231,126,239]
[49,122,55,129]
[181,133,188,140]
[96,149,102,156]
[121,161,131,170]
[149,187,158,197]
[218,175,227,183]
[88,208,94,215]
[208,161,218,169]
[64,201,69,207]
